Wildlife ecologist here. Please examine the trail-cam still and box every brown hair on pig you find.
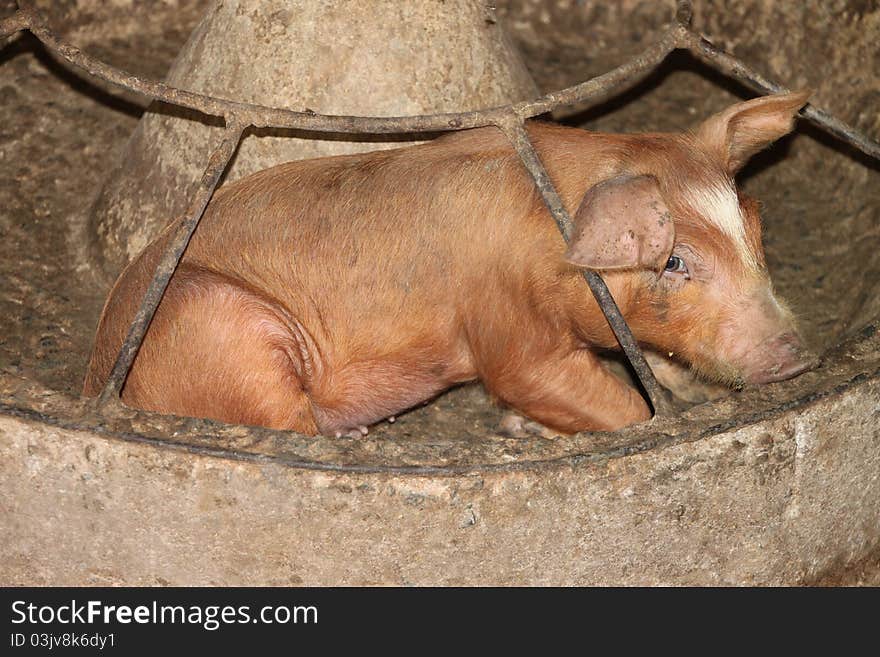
[83,91,815,436]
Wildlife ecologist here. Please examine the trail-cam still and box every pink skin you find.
[714,285,818,385]
[639,231,819,391]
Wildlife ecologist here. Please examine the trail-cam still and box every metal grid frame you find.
[2,0,878,428]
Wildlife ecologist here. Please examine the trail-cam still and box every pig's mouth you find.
[746,354,821,384]
[740,332,821,385]
[680,331,820,390]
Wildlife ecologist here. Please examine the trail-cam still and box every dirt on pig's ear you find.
[564,174,674,273]
[694,90,811,174]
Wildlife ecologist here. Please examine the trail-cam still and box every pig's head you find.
[566,91,818,387]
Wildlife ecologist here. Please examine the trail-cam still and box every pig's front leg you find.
[483,348,651,434]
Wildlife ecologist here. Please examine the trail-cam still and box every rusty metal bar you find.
[11,2,681,134]
[10,1,875,161]
[97,121,246,408]
[0,7,28,40]
[678,30,880,161]
[497,115,674,417]
[6,1,651,131]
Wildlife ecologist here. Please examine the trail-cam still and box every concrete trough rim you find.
[3,328,877,478]
[4,342,879,586]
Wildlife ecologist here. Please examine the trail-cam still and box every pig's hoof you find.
[497,412,560,439]
[334,425,369,439]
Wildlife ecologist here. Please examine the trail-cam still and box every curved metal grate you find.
[2,0,878,427]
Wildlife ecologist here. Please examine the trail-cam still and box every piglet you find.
[83,91,817,436]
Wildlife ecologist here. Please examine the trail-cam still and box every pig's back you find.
[177,128,544,347]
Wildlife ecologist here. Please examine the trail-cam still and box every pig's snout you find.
[744,332,819,384]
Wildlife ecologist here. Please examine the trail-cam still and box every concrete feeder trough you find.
[1,0,878,585]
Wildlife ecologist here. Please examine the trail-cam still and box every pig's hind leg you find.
[121,266,321,433]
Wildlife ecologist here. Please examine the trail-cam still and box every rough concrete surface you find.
[0,0,878,585]
[2,375,878,585]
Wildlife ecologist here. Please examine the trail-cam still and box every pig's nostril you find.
[751,352,820,384]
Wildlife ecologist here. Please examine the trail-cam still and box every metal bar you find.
[514,25,680,119]
[12,1,876,160]
[679,30,880,161]
[0,7,29,39]
[97,121,246,408]
[497,116,674,418]
[13,0,677,133]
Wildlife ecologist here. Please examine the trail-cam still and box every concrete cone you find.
[86,0,538,279]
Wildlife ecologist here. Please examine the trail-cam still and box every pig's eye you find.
[664,255,689,276]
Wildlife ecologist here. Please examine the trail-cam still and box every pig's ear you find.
[564,174,674,272]
[695,90,810,173]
